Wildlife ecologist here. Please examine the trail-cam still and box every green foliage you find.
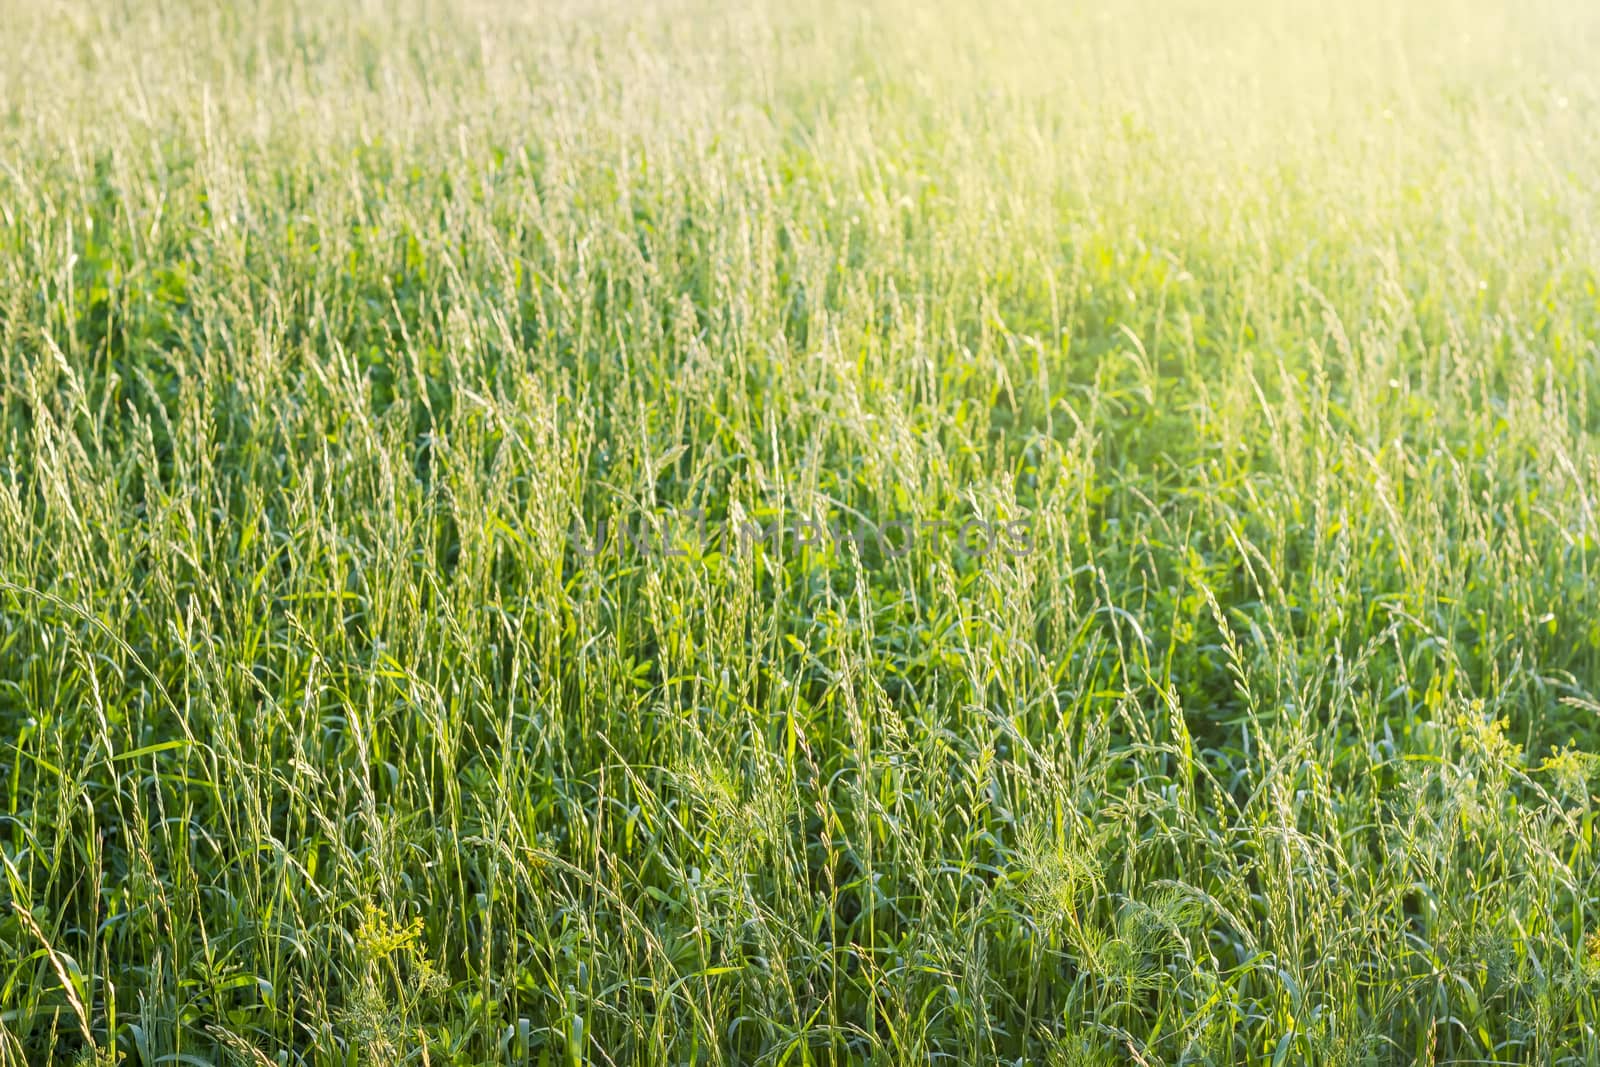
[3,0,1600,1063]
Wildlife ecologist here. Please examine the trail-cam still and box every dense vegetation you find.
[4,0,1600,1062]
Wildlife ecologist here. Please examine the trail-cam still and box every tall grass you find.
[3,0,1600,1062]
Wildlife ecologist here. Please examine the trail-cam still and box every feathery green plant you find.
[3,0,1600,1062]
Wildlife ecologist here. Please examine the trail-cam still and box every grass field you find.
[4,0,1600,1062]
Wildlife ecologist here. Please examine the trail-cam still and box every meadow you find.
[4,0,1600,1062]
